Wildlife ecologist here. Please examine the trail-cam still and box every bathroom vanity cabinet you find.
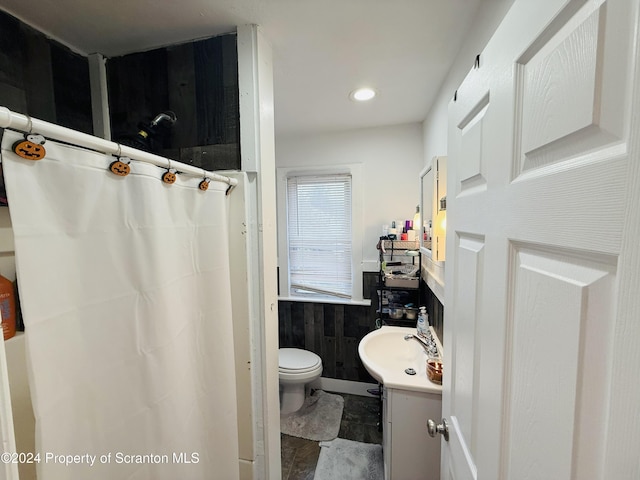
[382,387,442,480]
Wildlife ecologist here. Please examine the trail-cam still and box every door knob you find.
[427,418,449,441]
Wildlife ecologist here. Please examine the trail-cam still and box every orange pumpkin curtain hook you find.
[109,155,131,177]
[162,160,176,184]
[199,170,210,191]
[13,117,47,160]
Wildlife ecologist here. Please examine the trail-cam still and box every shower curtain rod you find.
[0,106,238,188]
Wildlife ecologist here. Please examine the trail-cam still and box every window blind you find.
[286,174,352,299]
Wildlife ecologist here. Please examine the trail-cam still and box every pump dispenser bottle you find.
[417,306,428,338]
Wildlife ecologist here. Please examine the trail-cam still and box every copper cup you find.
[426,358,443,385]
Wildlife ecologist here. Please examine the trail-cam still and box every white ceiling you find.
[0,0,482,136]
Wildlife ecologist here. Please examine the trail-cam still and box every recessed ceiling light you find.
[350,87,376,101]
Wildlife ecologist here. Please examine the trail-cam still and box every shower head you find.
[151,111,177,127]
[117,111,178,154]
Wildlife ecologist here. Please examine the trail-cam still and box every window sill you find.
[278,296,372,307]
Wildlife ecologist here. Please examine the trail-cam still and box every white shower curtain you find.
[0,130,239,480]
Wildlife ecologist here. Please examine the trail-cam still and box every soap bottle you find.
[417,306,428,338]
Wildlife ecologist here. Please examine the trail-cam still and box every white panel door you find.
[442,0,640,478]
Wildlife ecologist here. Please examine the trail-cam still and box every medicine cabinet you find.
[420,156,447,262]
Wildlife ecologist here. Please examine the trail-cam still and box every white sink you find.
[358,326,442,394]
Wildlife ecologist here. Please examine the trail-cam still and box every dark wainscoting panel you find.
[278,300,377,383]
[278,287,443,383]
[420,281,444,343]
[362,271,378,300]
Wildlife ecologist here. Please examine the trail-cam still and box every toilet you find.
[278,348,323,414]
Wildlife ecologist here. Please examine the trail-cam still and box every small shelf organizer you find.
[376,239,421,328]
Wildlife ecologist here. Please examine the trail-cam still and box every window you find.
[277,164,364,303]
[286,174,352,299]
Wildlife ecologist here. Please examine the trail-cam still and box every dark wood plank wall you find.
[420,281,444,343]
[0,10,93,134]
[278,300,377,383]
[278,278,444,384]
[167,43,197,148]
[107,34,240,171]
[106,48,170,146]
[362,271,378,300]
[50,44,93,134]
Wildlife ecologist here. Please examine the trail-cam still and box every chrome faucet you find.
[404,333,438,357]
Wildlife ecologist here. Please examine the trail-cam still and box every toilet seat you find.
[279,365,320,374]
[279,348,321,373]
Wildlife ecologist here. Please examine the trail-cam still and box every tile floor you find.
[280,392,382,480]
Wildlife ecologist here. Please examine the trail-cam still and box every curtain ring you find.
[13,115,47,161]
[24,115,44,144]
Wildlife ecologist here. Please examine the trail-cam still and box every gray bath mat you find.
[313,438,383,480]
[280,390,344,441]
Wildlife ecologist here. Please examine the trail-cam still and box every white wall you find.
[422,0,516,164]
[237,24,281,480]
[421,0,515,298]
[276,123,424,269]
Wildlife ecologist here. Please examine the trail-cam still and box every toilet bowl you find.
[279,348,323,414]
